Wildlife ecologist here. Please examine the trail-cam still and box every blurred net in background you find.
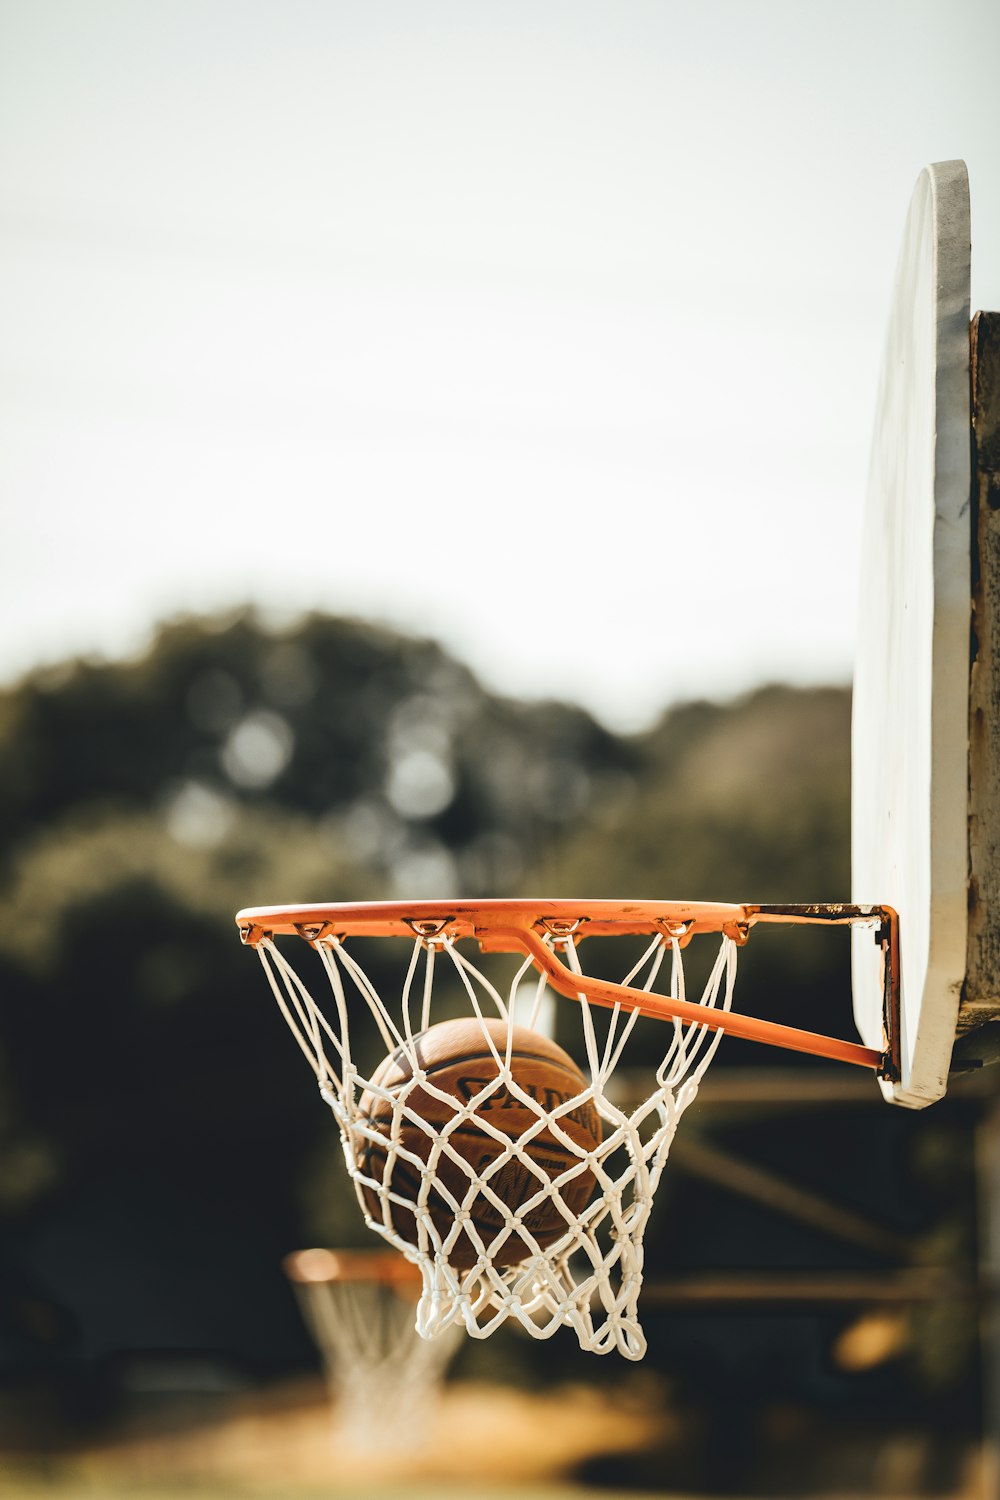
[283,1248,462,1454]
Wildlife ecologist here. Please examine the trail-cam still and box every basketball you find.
[355,1017,601,1268]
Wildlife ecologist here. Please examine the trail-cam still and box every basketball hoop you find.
[284,1247,461,1455]
[240,900,898,1360]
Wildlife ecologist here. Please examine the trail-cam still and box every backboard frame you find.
[851,160,972,1109]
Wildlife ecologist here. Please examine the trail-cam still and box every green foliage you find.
[0,610,640,1252]
[533,684,853,1043]
[538,684,850,900]
[0,618,856,1238]
[0,609,636,897]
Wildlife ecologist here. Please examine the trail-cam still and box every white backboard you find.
[851,161,971,1108]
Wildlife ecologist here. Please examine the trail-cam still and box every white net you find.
[257,926,737,1360]
[287,1253,461,1454]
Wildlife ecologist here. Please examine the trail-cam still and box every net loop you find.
[254,923,737,1359]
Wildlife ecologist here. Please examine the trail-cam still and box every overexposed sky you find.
[2,0,999,728]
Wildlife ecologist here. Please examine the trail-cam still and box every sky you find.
[2,0,999,730]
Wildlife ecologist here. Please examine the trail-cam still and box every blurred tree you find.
[534,684,855,1058]
[0,609,635,1381]
[0,609,636,896]
[536,684,850,900]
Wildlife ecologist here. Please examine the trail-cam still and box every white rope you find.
[257,927,737,1360]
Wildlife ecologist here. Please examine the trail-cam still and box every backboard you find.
[852,161,971,1108]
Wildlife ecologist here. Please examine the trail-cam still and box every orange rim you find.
[237,899,898,1078]
[283,1247,420,1286]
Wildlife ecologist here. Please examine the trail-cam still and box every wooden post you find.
[964,312,1000,1033]
[969,308,1000,1500]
